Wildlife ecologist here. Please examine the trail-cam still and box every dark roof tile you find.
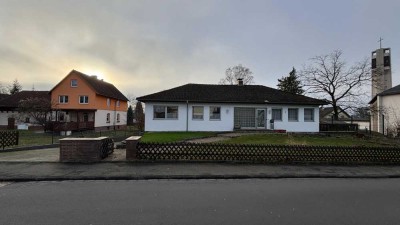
[0,91,50,109]
[137,84,327,105]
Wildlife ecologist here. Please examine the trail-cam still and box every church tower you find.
[371,46,392,97]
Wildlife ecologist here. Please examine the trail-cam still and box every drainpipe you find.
[186,100,189,132]
[113,100,117,131]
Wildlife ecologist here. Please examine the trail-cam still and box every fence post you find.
[126,136,142,160]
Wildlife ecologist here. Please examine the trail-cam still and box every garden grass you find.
[219,133,400,147]
[141,132,217,143]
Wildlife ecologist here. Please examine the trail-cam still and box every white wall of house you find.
[0,111,44,127]
[144,102,320,132]
[376,94,400,135]
[95,110,127,128]
[0,111,14,126]
[267,105,320,132]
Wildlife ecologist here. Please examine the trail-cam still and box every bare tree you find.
[18,97,53,127]
[300,50,370,120]
[0,82,8,94]
[219,64,254,85]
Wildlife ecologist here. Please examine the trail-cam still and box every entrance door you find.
[256,109,266,129]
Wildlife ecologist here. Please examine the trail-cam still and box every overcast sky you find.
[1,0,399,99]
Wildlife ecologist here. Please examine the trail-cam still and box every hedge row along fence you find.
[135,142,400,164]
[0,130,19,150]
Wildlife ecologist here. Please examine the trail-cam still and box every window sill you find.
[209,119,221,121]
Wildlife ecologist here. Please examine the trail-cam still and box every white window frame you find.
[271,108,282,121]
[209,106,221,120]
[192,106,204,120]
[59,95,69,104]
[107,98,111,107]
[288,108,299,122]
[304,108,315,122]
[71,79,78,87]
[153,105,178,119]
[79,96,89,104]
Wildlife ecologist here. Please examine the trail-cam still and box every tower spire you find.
[378,37,383,49]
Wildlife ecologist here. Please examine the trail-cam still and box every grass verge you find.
[141,132,217,143]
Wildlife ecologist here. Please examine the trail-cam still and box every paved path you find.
[1,161,400,181]
[2,146,400,181]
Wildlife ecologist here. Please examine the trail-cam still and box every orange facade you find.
[51,72,127,112]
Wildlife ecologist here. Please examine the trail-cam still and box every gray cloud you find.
[0,0,399,100]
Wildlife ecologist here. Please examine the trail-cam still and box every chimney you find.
[237,78,244,86]
[91,75,98,80]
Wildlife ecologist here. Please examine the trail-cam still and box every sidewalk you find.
[2,148,400,181]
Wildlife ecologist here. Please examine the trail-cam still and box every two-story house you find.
[49,70,128,133]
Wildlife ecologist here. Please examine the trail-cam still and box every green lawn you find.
[218,133,400,147]
[141,132,216,143]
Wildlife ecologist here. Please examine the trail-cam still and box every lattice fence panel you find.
[137,142,400,164]
[0,130,19,150]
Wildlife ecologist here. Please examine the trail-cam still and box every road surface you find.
[1,179,399,224]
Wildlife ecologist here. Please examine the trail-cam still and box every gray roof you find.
[137,83,328,105]
[369,84,400,104]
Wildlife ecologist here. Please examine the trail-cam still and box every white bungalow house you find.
[369,84,400,135]
[137,82,327,132]
[0,91,50,130]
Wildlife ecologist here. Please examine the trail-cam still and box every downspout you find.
[113,100,117,131]
[186,100,189,132]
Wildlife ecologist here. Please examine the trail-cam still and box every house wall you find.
[144,102,320,132]
[51,72,97,110]
[95,110,127,130]
[379,94,400,135]
[50,72,128,129]
[267,105,319,132]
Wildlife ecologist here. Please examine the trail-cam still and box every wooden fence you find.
[136,142,400,164]
[320,123,359,132]
[0,130,19,150]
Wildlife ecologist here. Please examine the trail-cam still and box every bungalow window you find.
[153,105,178,119]
[288,108,299,121]
[304,108,315,121]
[106,113,110,123]
[210,106,221,120]
[192,106,204,120]
[79,96,89,104]
[71,79,78,87]
[272,108,282,121]
[59,95,69,104]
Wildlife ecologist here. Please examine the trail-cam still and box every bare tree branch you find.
[300,50,371,120]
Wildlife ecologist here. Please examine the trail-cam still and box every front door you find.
[256,109,266,129]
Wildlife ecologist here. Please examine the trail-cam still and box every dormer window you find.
[71,79,78,87]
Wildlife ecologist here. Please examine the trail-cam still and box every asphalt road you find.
[1,179,400,225]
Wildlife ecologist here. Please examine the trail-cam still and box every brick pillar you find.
[126,136,141,160]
